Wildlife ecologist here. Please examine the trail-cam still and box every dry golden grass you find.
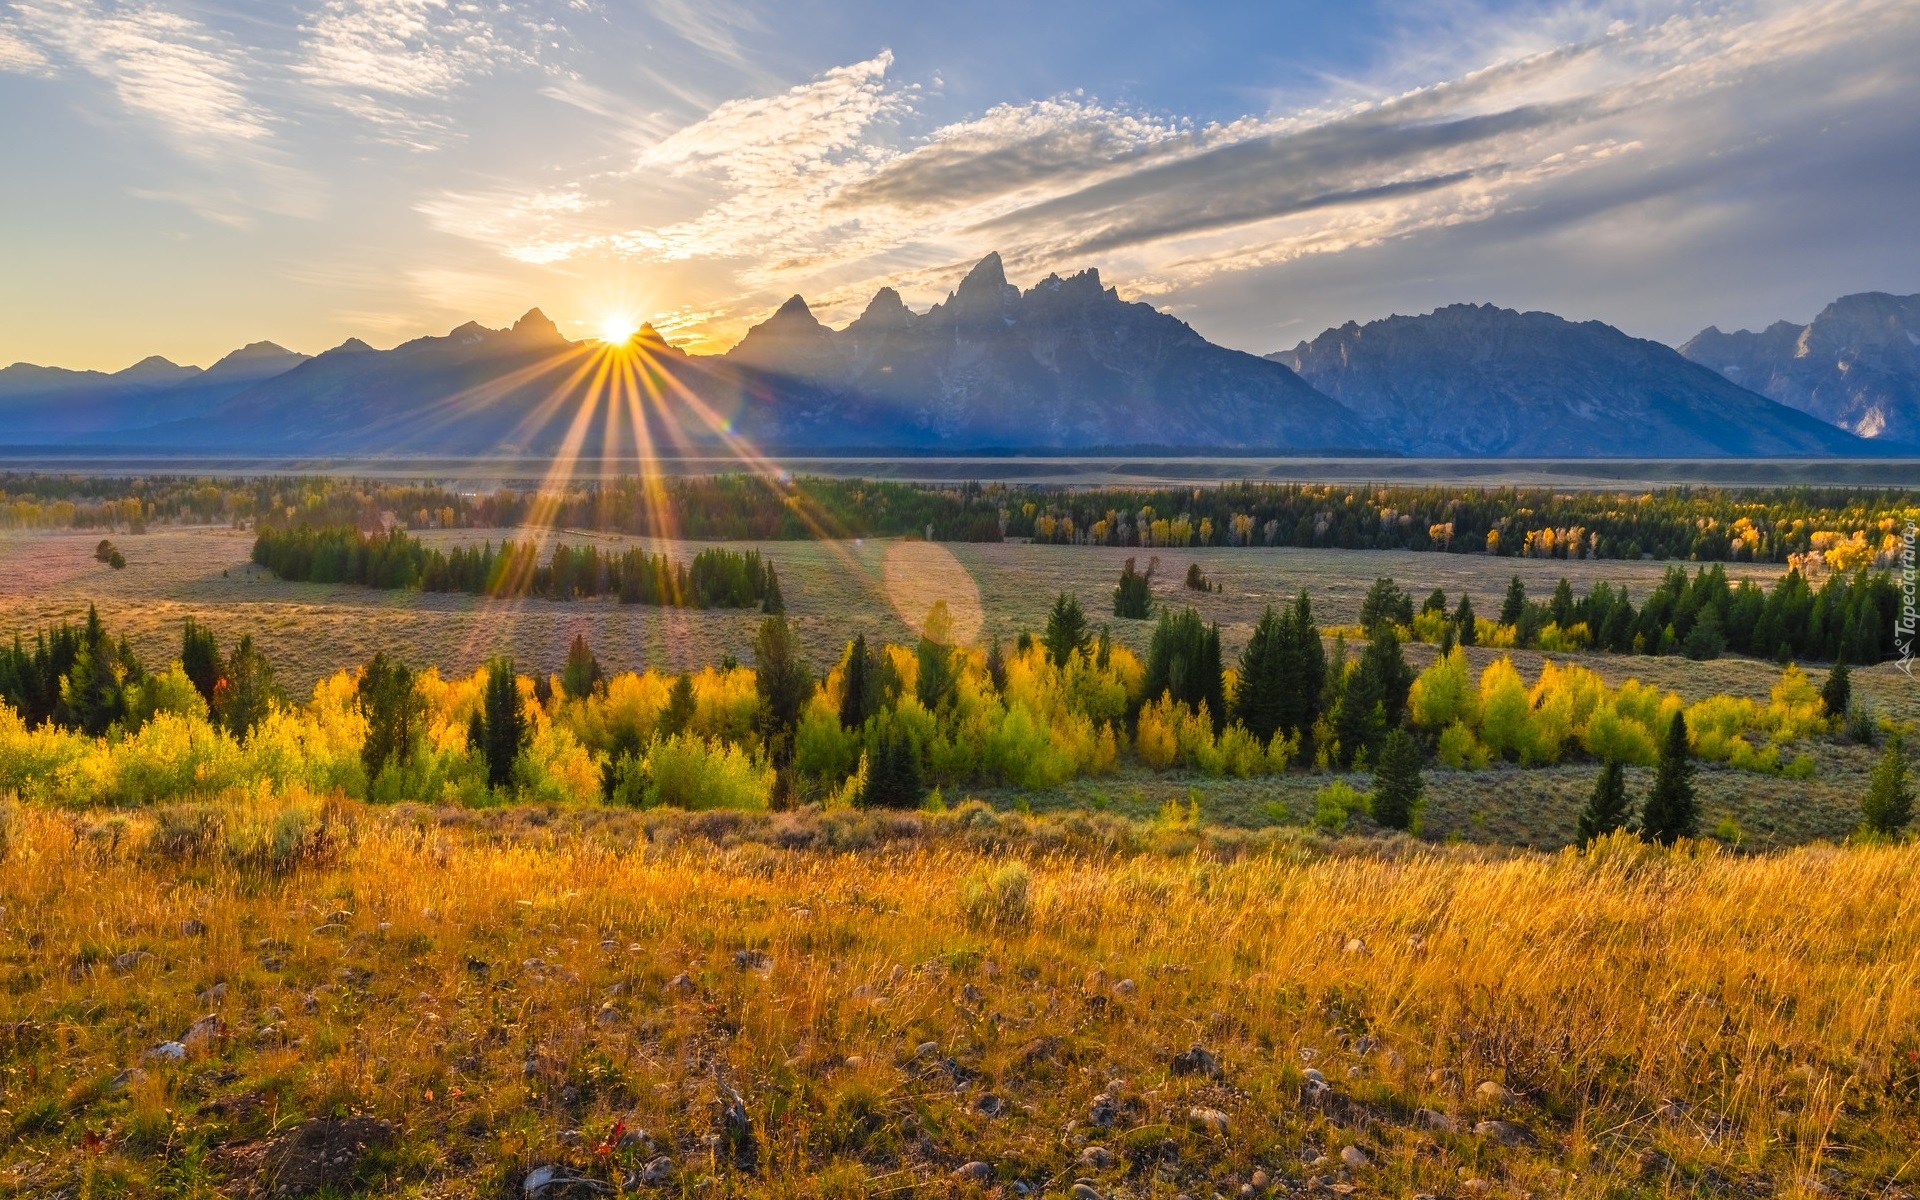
[4,796,1918,1198]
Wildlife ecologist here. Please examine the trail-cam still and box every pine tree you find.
[559,633,603,700]
[1422,588,1448,616]
[760,561,785,614]
[1550,578,1575,629]
[1359,626,1414,727]
[480,657,526,791]
[1278,590,1326,738]
[1500,576,1527,627]
[1454,593,1477,646]
[357,652,423,780]
[62,617,131,737]
[984,636,1007,695]
[181,618,220,709]
[753,616,812,764]
[1640,712,1698,845]
[1577,759,1631,845]
[1371,725,1424,831]
[838,636,875,730]
[1332,657,1383,768]
[1043,592,1092,667]
[217,634,280,739]
[1234,606,1286,741]
[661,672,696,738]
[1821,660,1851,721]
[1359,577,1413,634]
[1861,733,1913,837]
[1142,607,1225,732]
[1113,557,1154,619]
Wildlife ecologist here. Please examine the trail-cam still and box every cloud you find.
[9,0,269,150]
[295,0,539,144]
[0,22,50,73]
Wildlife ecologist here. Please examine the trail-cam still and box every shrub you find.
[1314,779,1370,833]
[644,735,772,811]
[959,860,1032,930]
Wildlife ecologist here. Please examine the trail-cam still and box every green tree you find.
[1113,557,1154,619]
[62,611,134,737]
[181,617,220,709]
[661,672,697,738]
[1359,577,1413,634]
[1234,605,1286,741]
[1640,712,1698,845]
[1043,592,1092,667]
[1370,725,1424,831]
[357,652,423,780]
[1454,593,1478,646]
[1577,759,1632,845]
[217,634,280,740]
[838,635,879,729]
[753,616,812,762]
[1142,607,1225,732]
[478,657,526,791]
[1422,588,1448,615]
[1332,659,1383,768]
[860,719,924,809]
[1359,626,1414,727]
[1821,660,1851,721]
[559,633,603,700]
[760,560,785,614]
[1278,590,1326,738]
[1499,576,1527,627]
[1861,732,1913,837]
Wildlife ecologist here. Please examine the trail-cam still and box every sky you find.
[2,0,1917,372]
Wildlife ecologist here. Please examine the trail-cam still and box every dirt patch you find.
[218,1115,396,1198]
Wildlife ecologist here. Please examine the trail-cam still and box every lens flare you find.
[597,316,639,344]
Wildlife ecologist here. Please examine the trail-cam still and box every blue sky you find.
[2,0,1917,370]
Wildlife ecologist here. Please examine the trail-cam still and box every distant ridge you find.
[0,258,1897,457]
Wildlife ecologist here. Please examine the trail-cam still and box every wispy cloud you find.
[9,0,269,151]
[0,21,50,73]
[295,0,540,145]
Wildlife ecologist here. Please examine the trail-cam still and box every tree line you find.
[249,525,783,610]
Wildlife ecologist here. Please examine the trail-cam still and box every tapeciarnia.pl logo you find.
[1899,520,1916,678]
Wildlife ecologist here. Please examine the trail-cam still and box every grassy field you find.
[2,798,1917,1199]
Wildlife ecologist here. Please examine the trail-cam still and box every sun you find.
[597,315,640,344]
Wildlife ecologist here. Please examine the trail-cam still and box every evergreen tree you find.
[1234,605,1286,741]
[915,623,956,711]
[559,633,603,700]
[1576,759,1632,845]
[1454,593,1478,646]
[62,614,133,737]
[859,721,924,809]
[181,618,220,709]
[661,672,697,738]
[1371,725,1424,831]
[217,634,280,739]
[1500,576,1528,627]
[1821,660,1851,721]
[1278,590,1326,738]
[1359,626,1414,727]
[1142,607,1225,732]
[1113,557,1154,619]
[1359,577,1413,634]
[480,657,526,791]
[1861,733,1913,837]
[838,636,877,729]
[1640,712,1698,845]
[752,616,812,764]
[760,561,785,614]
[1422,588,1448,616]
[984,636,1007,695]
[1332,657,1383,768]
[1043,592,1092,666]
[1550,578,1575,629]
[357,652,423,780]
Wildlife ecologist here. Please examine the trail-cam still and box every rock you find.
[301,993,319,1014]
[1188,1107,1230,1136]
[181,918,208,937]
[1303,1067,1326,1084]
[914,1040,940,1059]
[1114,978,1137,999]
[953,1161,994,1184]
[1343,938,1367,954]
[1070,1184,1102,1200]
[974,1093,1005,1117]
[617,1127,652,1150]
[112,951,152,974]
[1472,1119,1534,1147]
[665,973,695,997]
[1656,1099,1689,1122]
[199,982,228,1005]
[638,1155,674,1186]
[594,1005,621,1027]
[1171,1045,1222,1078]
[1636,1148,1673,1178]
[1386,1050,1406,1072]
[146,1041,187,1061]
[732,949,772,972]
[1076,1146,1114,1169]
[1462,1178,1491,1194]
[1250,1168,1270,1188]
[1407,934,1426,951]
[1414,1107,1454,1132]
[110,1067,147,1092]
[1088,1092,1120,1128]
[1340,1145,1369,1169]
[182,1014,221,1049]
[843,1055,864,1070]
[1475,1081,1516,1105]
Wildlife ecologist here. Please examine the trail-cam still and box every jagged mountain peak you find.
[512,308,567,343]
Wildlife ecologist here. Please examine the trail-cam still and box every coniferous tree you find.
[1278,590,1326,739]
[1043,592,1092,667]
[1359,577,1413,634]
[1359,626,1414,727]
[1234,605,1286,741]
[63,613,133,737]
[1640,712,1698,845]
[479,657,526,791]
[1577,759,1632,845]
[1550,578,1575,629]
[1861,733,1913,837]
[559,633,603,700]
[860,721,924,809]
[181,618,220,709]
[760,561,785,614]
[752,616,812,763]
[1422,588,1448,616]
[1500,576,1528,627]
[661,671,697,738]
[1332,656,1383,768]
[1371,725,1424,831]
[838,636,877,730]
[357,652,423,780]
[983,636,1007,695]
[1142,607,1225,732]
[1454,593,1478,646]
[217,634,280,739]
[1113,557,1154,619]
[1821,660,1851,721]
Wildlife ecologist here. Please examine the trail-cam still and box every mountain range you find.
[1,256,1912,458]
